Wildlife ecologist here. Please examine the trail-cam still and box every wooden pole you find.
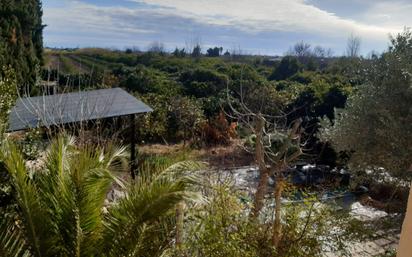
[175,202,185,248]
[130,114,137,180]
[397,183,412,257]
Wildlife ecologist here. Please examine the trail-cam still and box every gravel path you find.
[325,230,399,256]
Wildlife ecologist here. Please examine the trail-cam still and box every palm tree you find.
[0,135,201,257]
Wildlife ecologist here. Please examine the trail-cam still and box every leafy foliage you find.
[0,135,201,257]
[184,182,263,257]
[137,94,205,143]
[269,56,301,81]
[43,46,357,159]
[322,29,412,177]
[182,180,360,257]
[0,66,17,127]
[0,0,43,88]
[206,47,223,57]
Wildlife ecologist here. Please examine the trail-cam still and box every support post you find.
[397,182,412,257]
[130,114,137,180]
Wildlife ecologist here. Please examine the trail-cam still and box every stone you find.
[375,238,391,246]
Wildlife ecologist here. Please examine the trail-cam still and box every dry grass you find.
[138,140,254,169]
[138,143,185,155]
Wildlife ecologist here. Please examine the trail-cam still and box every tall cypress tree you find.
[0,0,44,90]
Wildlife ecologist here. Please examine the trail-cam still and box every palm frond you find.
[0,141,53,257]
[102,161,204,257]
[60,140,125,256]
[0,217,29,257]
[44,134,76,178]
[102,143,129,172]
[1,135,202,257]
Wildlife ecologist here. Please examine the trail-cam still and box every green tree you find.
[172,47,186,57]
[0,66,17,128]
[0,67,17,226]
[138,93,170,142]
[0,0,44,89]
[321,30,412,178]
[121,65,182,95]
[269,56,301,81]
[206,47,223,57]
[180,68,228,98]
[169,97,205,145]
[191,44,202,58]
[321,29,412,257]
[0,135,200,257]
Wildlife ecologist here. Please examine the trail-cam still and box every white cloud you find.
[42,0,411,53]
[44,1,155,37]
[131,0,402,39]
[360,1,412,29]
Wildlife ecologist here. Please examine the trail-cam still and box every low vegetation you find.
[0,1,410,255]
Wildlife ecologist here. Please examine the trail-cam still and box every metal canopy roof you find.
[8,88,153,132]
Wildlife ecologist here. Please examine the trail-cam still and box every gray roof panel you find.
[8,88,152,131]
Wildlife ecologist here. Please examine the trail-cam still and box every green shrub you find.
[182,180,365,257]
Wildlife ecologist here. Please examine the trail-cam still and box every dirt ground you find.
[138,140,254,168]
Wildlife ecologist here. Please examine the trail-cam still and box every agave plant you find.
[0,135,201,257]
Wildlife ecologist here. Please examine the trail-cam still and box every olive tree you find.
[321,29,412,256]
[321,30,412,178]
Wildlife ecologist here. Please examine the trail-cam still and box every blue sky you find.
[42,0,411,55]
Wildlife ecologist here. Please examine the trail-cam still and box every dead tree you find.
[252,113,269,217]
[346,33,361,58]
[226,82,304,248]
